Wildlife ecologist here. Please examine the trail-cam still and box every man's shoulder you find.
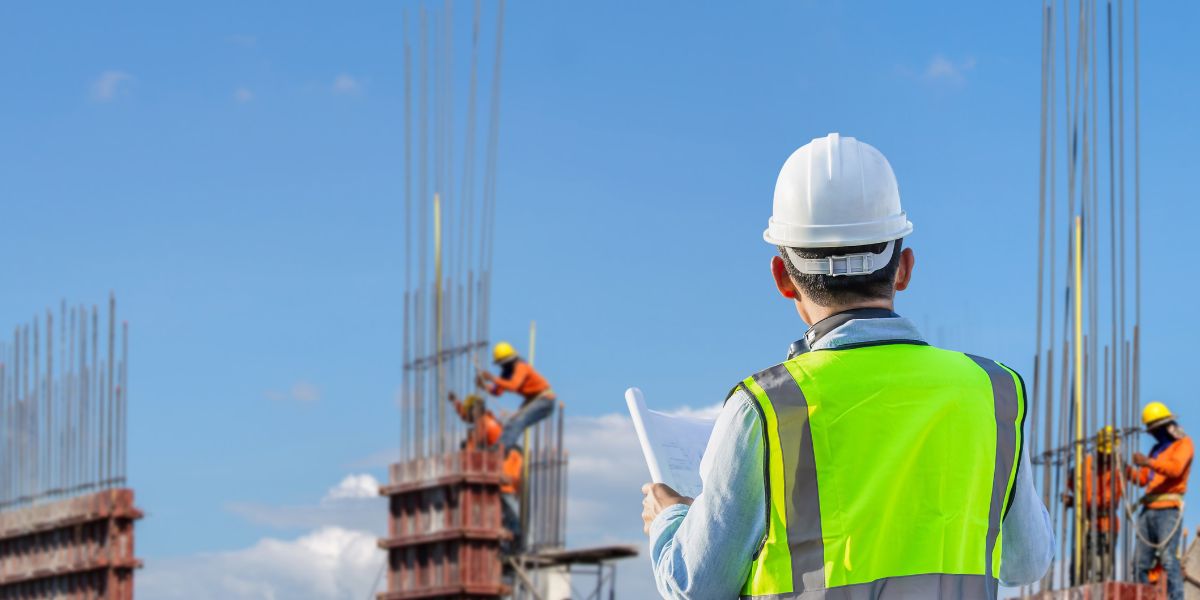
[732,345,1027,395]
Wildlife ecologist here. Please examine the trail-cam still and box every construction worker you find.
[450,392,503,448]
[1062,426,1124,581]
[449,392,525,552]
[500,446,524,553]
[1129,401,1193,600]
[639,133,1054,599]
[478,341,556,450]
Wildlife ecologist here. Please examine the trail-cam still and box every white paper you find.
[625,387,716,498]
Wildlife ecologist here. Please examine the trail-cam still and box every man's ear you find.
[771,255,798,299]
[894,248,915,291]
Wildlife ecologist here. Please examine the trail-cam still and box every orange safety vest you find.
[501,448,523,495]
[1129,436,1193,509]
[491,360,553,402]
[1070,453,1123,533]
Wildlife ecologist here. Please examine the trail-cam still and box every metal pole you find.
[121,319,129,484]
[1073,215,1085,584]
[107,294,116,487]
[434,193,445,455]
[91,305,98,490]
[46,310,54,499]
[1,354,7,507]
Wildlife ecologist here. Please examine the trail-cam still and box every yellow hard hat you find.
[463,394,484,413]
[492,341,517,364]
[1142,402,1174,427]
[1097,426,1119,454]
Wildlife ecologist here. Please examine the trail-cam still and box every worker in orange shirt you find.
[450,392,525,552]
[478,341,557,450]
[1128,401,1193,600]
[500,445,524,553]
[1062,426,1123,581]
[450,392,503,448]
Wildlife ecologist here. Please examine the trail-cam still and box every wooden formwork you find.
[378,449,510,600]
[0,488,142,600]
[1023,581,1166,600]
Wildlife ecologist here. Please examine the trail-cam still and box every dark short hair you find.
[777,239,904,307]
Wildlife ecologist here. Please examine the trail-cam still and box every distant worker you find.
[450,392,502,448]
[449,392,524,552]
[638,133,1054,599]
[1128,401,1193,600]
[499,445,524,554]
[478,341,557,450]
[1062,425,1124,581]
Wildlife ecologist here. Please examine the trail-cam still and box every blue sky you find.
[2,1,1198,597]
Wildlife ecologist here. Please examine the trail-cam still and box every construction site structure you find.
[0,296,141,599]
[1020,1,1197,598]
[377,3,635,598]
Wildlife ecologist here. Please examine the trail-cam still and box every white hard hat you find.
[765,133,913,250]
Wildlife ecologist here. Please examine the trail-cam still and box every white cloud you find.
[138,527,384,600]
[331,74,362,95]
[233,87,255,103]
[922,54,976,84]
[665,402,722,420]
[150,411,673,599]
[226,474,385,534]
[90,70,132,102]
[323,474,379,501]
[562,412,662,597]
[141,474,389,598]
[266,380,321,403]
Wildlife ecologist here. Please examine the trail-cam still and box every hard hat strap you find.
[787,240,895,277]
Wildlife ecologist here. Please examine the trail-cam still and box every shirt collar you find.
[787,308,925,358]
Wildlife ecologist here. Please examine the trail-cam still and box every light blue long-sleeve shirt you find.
[648,314,1055,599]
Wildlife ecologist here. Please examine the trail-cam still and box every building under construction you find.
[1021,1,1195,598]
[0,297,141,600]
[377,3,634,599]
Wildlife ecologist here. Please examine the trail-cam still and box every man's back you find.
[646,315,1052,600]
[641,135,1053,599]
[739,342,1023,596]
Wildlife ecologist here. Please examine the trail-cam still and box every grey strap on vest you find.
[743,573,994,600]
[966,354,1023,588]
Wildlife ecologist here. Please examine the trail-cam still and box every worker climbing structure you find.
[377,3,634,598]
[1020,1,1190,598]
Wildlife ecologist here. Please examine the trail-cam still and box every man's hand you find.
[1133,452,1151,467]
[475,371,492,389]
[1060,492,1074,508]
[641,483,693,535]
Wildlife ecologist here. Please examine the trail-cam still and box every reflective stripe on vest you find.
[734,343,1025,599]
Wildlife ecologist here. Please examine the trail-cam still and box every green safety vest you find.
[733,341,1025,599]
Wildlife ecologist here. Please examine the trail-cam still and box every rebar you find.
[398,1,505,460]
[0,295,128,511]
[1029,0,1146,591]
